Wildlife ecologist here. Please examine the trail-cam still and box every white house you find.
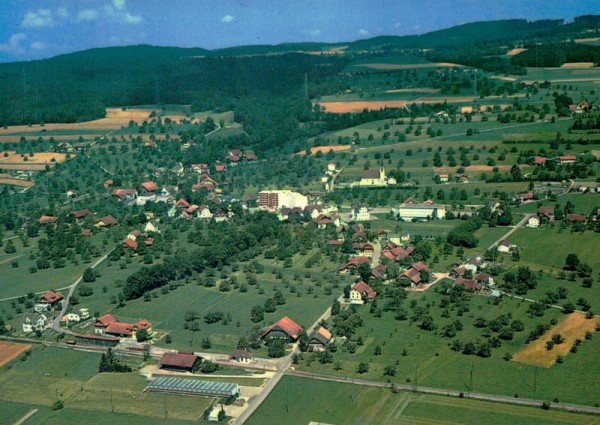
[61,313,81,324]
[198,206,213,220]
[497,239,516,253]
[34,303,50,314]
[351,206,370,221]
[22,313,47,333]
[526,216,540,228]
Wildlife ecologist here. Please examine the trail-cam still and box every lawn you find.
[0,400,39,424]
[247,375,594,425]
[514,193,599,215]
[510,226,599,272]
[28,409,196,425]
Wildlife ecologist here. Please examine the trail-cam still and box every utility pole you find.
[469,360,474,393]
[304,73,309,100]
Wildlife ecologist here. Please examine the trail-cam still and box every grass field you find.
[294,288,600,406]
[247,375,595,425]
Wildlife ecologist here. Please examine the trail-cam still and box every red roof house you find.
[351,281,377,300]
[39,215,58,225]
[261,316,303,342]
[39,290,63,305]
[159,352,200,372]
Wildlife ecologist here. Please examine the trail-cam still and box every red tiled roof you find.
[141,181,159,192]
[567,213,587,222]
[160,352,199,369]
[72,209,94,219]
[519,192,534,200]
[215,164,226,172]
[95,314,117,327]
[401,268,421,284]
[111,188,137,199]
[39,215,58,224]
[175,198,190,208]
[538,206,555,217]
[263,316,303,340]
[317,326,333,341]
[411,261,430,272]
[40,290,63,304]
[361,169,381,179]
[533,156,547,165]
[455,278,483,291]
[105,322,134,336]
[559,155,577,161]
[97,215,118,226]
[123,238,138,250]
[352,281,377,299]
[135,319,152,330]
[81,229,92,236]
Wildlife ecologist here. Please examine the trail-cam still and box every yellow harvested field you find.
[0,341,32,368]
[385,88,439,94]
[0,178,35,187]
[295,145,352,156]
[0,108,196,135]
[0,151,68,170]
[560,62,595,68]
[434,164,525,173]
[574,37,600,43]
[317,97,475,113]
[522,78,600,84]
[506,48,528,56]
[0,151,67,164]
[356,62,462,70]
[489,76,517,82]
[512,314,599,368]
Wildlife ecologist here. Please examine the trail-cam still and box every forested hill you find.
[1,14,599,135]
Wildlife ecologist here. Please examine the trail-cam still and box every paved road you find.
[287,370,600,415]
[487,213,533,251]
[51,252,110,332]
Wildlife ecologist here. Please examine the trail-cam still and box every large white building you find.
[258,190,308,210]
[393,198,446,220]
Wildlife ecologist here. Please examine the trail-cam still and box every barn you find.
[159,352,201,373]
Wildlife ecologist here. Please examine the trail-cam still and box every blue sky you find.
[0,0,598,62]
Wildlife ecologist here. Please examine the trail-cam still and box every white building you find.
[393,198,446,220]
[22,313,47,333]
[526,216,540,228]
[351,206,370,221]
[258,190,308,210]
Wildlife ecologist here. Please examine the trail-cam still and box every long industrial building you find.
[258,190,308,210]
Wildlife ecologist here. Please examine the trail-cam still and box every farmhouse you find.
[558,155,577,165]
[497,239,516,253]
[38,215,58,225]
[517,192,534,202]
[122,238,138,251]
[400,261,430,286]
[350,281,376,304]
[308,326,333,351]
[39,290,63,307]
[337,256,371,273]
[393,197,446,220]
[475,272,494,286]
[71,209,94,221]
[437,174,449,183]
[95,215,118,228]
[532,156,547,166]
[159,352,201,373]
[261,316,303,342]
[353,242,374,257]
[111,188,137,201]
[538,206,555,220]
[94,313,117,334]
[454,278,483,292]
[314,214,334,229]
[567,213,587,223]
[371,264,388,279]
[526,216,540,228]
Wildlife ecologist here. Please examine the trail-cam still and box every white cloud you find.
[358,28,369,36]
[303,29,321,36]
[56,8,69,19]
[22,9,54,28]
[113,0,126,10]
[221,15,235,23]
[77,9,99,22]
[123,12,143,24]
[30,41,46,50]
[0,33,27,54]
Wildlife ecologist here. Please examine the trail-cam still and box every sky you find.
[0,0,598,62]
